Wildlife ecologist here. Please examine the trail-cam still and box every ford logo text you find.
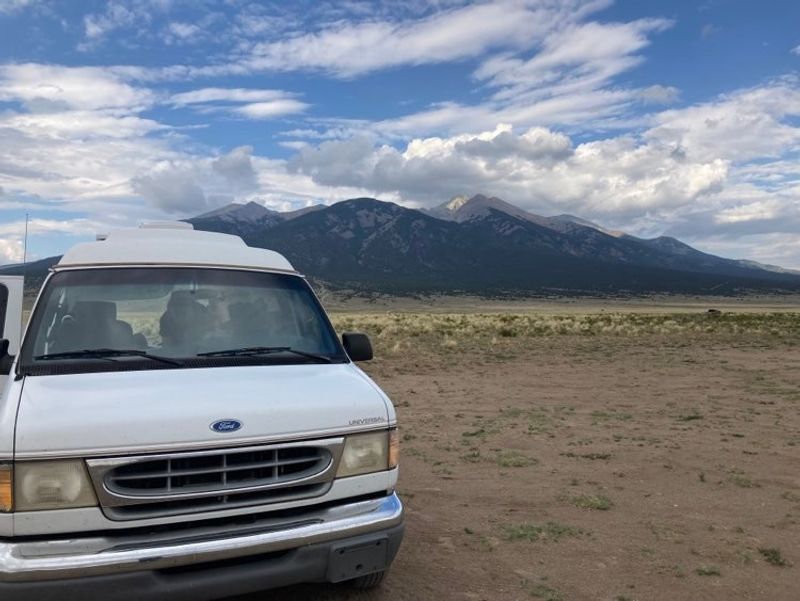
[210,419,243,433]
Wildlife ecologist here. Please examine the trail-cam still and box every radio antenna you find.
[22,212,29,267]
[21,212,29,329]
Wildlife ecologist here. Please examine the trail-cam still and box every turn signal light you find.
[0,464,12,512]
[388,429,400,469]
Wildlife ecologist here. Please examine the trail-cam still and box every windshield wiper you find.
[34,348,184,367]
[197,346,333,363]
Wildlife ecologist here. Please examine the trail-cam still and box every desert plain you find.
[233,297,800,601]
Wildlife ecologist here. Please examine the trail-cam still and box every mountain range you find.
[5,194,800,295]
[187,194,800,295]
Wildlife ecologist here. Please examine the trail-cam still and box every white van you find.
[0,224,403,600]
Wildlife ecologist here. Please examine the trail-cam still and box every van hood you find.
[15,364,391,458]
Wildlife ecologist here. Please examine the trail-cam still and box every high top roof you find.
[57,225,295,272]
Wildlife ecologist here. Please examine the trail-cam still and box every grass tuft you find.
[694,565,721,576]
[503,522,584,543]
[528,583,563,600]
[568,494,613,511]
[758,547,789,567]
[496,450,537,468]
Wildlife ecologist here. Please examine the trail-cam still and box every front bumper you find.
[0,492,403,600]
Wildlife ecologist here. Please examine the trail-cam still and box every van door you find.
[0,276,24,390]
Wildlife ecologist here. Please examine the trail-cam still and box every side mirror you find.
[342,332,373,362]
[0,339,12,376]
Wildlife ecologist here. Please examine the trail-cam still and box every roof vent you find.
[138,221,194,231]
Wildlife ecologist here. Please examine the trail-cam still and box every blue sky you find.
[0,0,799,268]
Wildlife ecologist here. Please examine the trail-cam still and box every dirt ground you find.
[233,319,800,601]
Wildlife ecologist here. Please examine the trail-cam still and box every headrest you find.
[74,301,117,321]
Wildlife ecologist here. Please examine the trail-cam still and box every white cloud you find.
[793,44,800,56]
[79,0,173,48]
[289,123,728,217]
[701,24,719,39]
[0,0,39,14]
[475,18,671,96]
[170,87,292,105]
[211,145,258,190]
[647,77,800,162]
[307,16,674,139]
[240,0,607,77]
[0,239,23,263]
[2,110,163,139]
[169,87,309,119]
[131,162,210,214]
[82,2,144,44]
[0,63,154,110]
[235,99,309,119]
[131,146,295,213]
[166,21,201,41]
[638,85,680,105]
[0,64,177,208]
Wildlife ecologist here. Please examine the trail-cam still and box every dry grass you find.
[330,311,800,356]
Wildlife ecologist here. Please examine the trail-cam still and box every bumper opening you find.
[156,549,291,575]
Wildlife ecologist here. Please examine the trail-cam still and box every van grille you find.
[107,446,327,494]
[87,439,344,521]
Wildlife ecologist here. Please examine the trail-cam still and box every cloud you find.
[0,63,154,110]
[474,18,671,97]
[638,85,680,105]
[131,146,276,213]
[165,21,202,42]
[0,63,178,207]
[0,0,39,14]
[2,110,163,139]
[0,239,23,263]
[289,123,727,217]
[131,162,210,214]
[239,0,608,77]
[79,0,174,48]
[701,24,719,39]
[170,88,291,105]
[234,99,309,119]
[169,87,309,118]
[792,44,800,56]
[311,17,675,139]
[211,145,258,190]
[646,77,800,162]
[83,3,140,40]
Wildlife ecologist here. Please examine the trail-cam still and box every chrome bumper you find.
[0,493,403,583]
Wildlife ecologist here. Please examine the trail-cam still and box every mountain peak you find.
[427,193,552,228]
[446,194,470,211]
[194,200,276,222]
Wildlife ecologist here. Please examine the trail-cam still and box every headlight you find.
[337,431,396,478]
[0,463,12,512]
[15,460,97,511]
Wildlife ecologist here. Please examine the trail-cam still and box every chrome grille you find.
[87,438,345,521]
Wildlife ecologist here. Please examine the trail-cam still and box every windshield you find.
[20,268,346,374]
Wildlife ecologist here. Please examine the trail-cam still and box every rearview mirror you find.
[342,332,373,362]
[0,339,12,375]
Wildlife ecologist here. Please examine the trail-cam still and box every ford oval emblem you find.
[210,419,243,433]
